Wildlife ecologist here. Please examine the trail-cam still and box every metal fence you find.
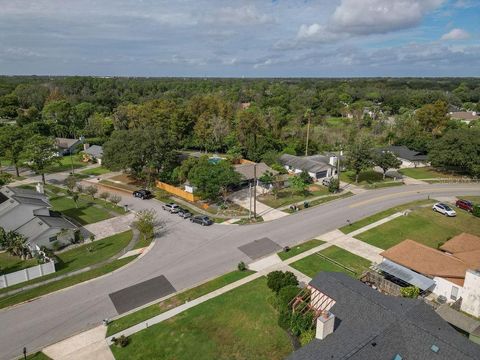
[0,261,56,288]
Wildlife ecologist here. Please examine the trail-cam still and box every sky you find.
[0,0,479,77]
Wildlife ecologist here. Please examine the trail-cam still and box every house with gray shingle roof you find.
[288,272,480,360]
[83,145,104,165]
[279,154,337,180]
[55,138,81,156]
[0,186,78,250]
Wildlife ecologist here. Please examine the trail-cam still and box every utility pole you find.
[304,109,312,156]
[337,147,342,191]
[253,163,257,219]
[248,182,252,218]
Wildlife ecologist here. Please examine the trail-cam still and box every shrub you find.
[473,205,480,218]
[328,178,340,193]
[277,308,292,330]
[85,185,98,199]
[400,286,420,298]
[99,191,110,201]
[112,335,129,348]
[299,330,316,346]
[51,241,62,251]
[237,261,247,271]
[277,285,300,310]
[267,271,299,294]
[290,311,314,336]
[109,194,122,206]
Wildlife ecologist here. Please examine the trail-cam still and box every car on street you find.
[132,189,152,199]
[456,199,474,212]
[177,208,193,219]
[190,215,213,226]
[162,203,181,213]
[432,202,456,217]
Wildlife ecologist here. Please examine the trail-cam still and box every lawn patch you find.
[278,239,325,261]
[340,169,391,186]
[110,277,292,360]
[355,206,480,250]
[107,269,254,336]
[258,184,329,209]
[340,199,433,234]
[398,167,461,180]
[49,195,113,225]
[80,167,111,176]
[0,231,132,295]
[291,246,370,278]
[47,154,87,173]
[0,253,38,275]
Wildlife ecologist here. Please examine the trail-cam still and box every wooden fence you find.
[156,181,200,202]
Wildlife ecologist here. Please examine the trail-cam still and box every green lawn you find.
[0,256,137,309]
[80,166,111,176]
[258,184,330,209]
[463,196,480,204]
[24,352,51,360]
[278,239,325,260]
[111,277,292,360]
[47,154,87,173]
[325,117,350,127]
[0,231,132,295]
[356,206,480,250]
[364,181,403,189]
[284,191,354,213]
[49,195,113,225]
[290,246,371,278]
[340,169,389,185]
[0,253,38,275]
[340,199,433,234]
[398,167,460,180]
[107,269,254,336]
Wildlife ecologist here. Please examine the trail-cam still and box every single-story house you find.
[234,162,278,187]
[379,234,480,317]
[450,111,479,124]
[83,145,104,165]
[288,272,480,360]
[279,154,337,181]
[379,145,429,168]
[55,138,81,156]
[0,186,78,250]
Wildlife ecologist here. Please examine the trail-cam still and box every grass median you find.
[278,239,325,261]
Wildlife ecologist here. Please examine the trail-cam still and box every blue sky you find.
[0,0,479,77]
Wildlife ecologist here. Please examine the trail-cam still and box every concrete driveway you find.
[1,183,480,359]
[229,186,288,221]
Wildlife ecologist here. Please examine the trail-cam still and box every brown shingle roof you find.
[450,111,479,121]
[440,233,480,254]
[380,240,468,281]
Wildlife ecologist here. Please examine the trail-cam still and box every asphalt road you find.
[0,182,479,359]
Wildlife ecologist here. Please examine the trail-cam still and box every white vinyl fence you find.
[0,261,56,288]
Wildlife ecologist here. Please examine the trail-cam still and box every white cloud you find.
[205,5,274,26]
[297,23,344,42]
[331,0,444,35]
[441,28,470,40]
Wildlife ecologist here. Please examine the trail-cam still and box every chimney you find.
[83,143,90,151]
[316,311,335,340]
[36,182,44,194]
[329,156,338,167]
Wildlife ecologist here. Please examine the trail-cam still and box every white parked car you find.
[432,203,456,217]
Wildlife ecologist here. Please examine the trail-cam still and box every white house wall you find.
[432,276,463,303]
[460,270,480,318]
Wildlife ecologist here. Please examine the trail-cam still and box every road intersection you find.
[0,181,479,359]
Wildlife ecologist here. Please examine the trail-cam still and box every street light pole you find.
[253,163,257,219]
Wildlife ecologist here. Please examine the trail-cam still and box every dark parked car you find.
[190,215,213,226]
[456,199,474,212]
[177,208,192,219]
[132,189,152,200]
[162,203,181,213]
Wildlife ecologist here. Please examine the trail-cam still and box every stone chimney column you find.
[316,312,335,340]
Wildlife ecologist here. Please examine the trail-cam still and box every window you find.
[49,236,57,243]
[451,286,459,301]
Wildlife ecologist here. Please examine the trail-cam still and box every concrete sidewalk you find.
[83,213,135,241]
[229,186,288,221]
[43,325,114,360]
[317,229,383,263]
